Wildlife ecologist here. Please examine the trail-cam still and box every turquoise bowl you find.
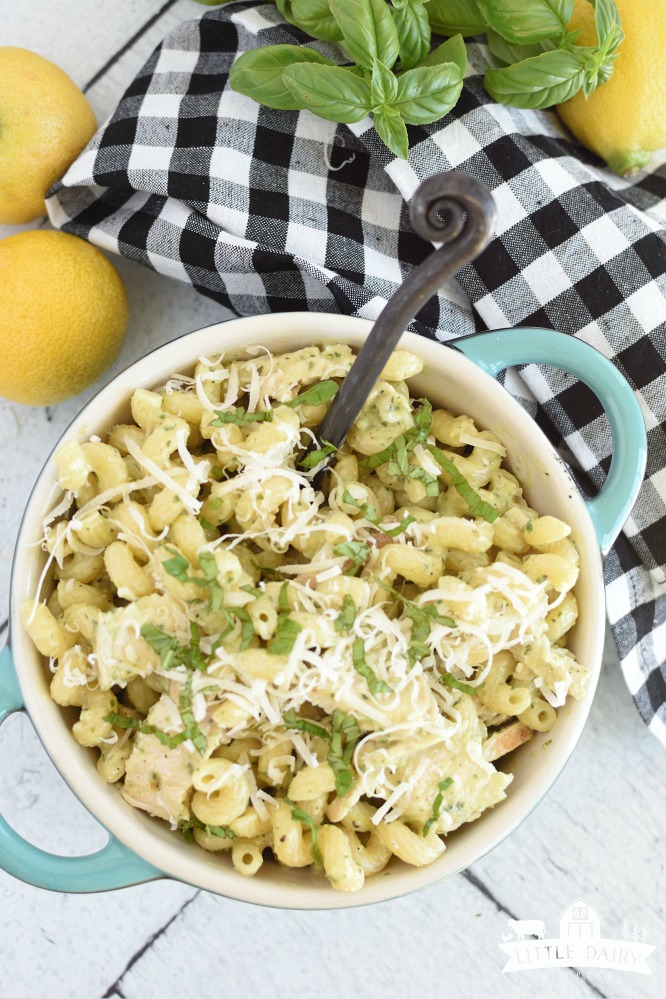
[0,315,647,907]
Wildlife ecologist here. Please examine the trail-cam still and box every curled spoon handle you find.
[311,173,496,454]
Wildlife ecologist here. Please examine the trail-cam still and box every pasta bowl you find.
[0,313,646,907]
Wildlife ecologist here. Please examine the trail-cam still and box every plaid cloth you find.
[46,1,666,746]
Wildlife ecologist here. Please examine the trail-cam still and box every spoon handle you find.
[309,172,496,457]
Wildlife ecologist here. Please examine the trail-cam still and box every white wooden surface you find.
[0,4,664,997]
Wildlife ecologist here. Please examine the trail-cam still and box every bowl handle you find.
[0,643,162,892]
[453,328,647,554]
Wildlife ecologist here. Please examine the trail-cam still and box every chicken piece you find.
[121,698,198,825]
[483,721,533,762]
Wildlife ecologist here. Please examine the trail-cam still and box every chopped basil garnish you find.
[140,622,207,672]
[230,607,255,651]
[267,616,302,655]
[423,777,453,837]
[290,806,323,866]
[333,540,372,576]
[360,399,433,469]
[162,549,190,582]
[438,672,483,696]
[267,582,302,655]
[342,487,415,537]
[180,814,237,844]
[104,679,206,756]
[211,406,272,426]
[283,709,330,741]
[249,558,285,582]
[352,637,393,695]
[425,444,499,523]
[284,380,339,408]
[335,594,356,633]
[178,674,207,754]
[299,440,338,469]
[328,709,361,798]
[377,581,456,667]
[162,547,224,612]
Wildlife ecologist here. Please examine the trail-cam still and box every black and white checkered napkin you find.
[46,1,666,744]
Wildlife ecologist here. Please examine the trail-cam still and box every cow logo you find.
[499,898,654,975]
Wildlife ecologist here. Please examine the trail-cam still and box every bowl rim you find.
[8,313,606,908]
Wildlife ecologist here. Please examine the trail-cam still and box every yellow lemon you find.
[556,0,666,175]
[0,47,97,224]
[0,231,129,406]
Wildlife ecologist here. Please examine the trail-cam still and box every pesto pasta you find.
[22,343,588,892]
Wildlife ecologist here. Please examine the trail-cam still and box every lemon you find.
[0,47,97,224]
[0,231,129,406]
[556,0,666,175]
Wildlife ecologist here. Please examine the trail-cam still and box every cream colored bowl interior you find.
[10,313,606,909]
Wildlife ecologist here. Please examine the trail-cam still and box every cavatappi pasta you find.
[23,343,588,892]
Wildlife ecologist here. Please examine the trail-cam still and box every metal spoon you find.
[299,172,496,478]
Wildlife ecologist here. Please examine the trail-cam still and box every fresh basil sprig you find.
[206,0,621,160]
[483,0,623,108]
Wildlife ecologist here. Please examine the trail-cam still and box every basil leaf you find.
[394,64,464,125]
[335,594,357,632]
[370,60,398,107]
[140,623,185,671]
[330,0,400,71]
[232,607,255,651]
[283,709,331,740]
[484,48,585,108]
[211,405,273,426]
[341,488,414,537]
[196,550,215,580]
[426,0,486,36]
[381,513,416,537]
[423,776,453,836]
[180,815,237,843]
[178,675,207,755]
[104,711,171,743]
[333,540,373,575]
[593,0,623,53]
[284,379,340,408]
[163,550,190,583]
[439,672,481,695]
[352,637,393,695]
[267,591,302,655]
[391,1,431,70]
[360,399,432,468]
[342,488,380,524]
[486,28,544,66]
[290,0,344,41]
[580,0,623,93]
[477,0,573,45]
[290,806,324,866]
[416,34,467,74]
[229,46,336,112]
[373,107,409,158]
[278,581,290,615]
[299,441,338,469]
[425,444,498,521]
[282,63,372,124]
[328,709,361,796]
